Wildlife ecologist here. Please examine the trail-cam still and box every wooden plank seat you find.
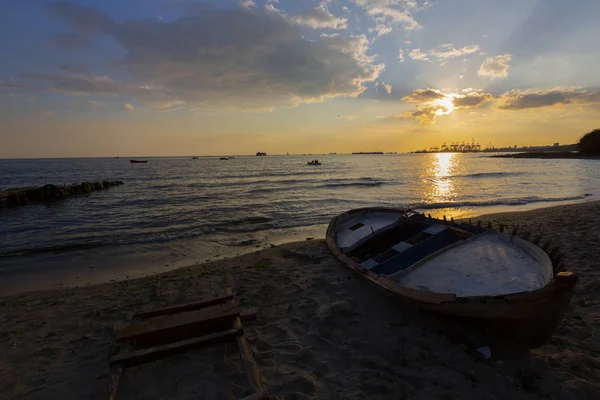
[108,287,267,399]
[114,305,256,348]
[110,328,244,367]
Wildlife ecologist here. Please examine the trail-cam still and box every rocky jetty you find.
[0,181,124,208]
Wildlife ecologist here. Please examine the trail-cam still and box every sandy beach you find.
[1,201,599,399]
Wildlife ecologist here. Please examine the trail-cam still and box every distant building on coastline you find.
[414,138,482,153]
[412,139,578,154]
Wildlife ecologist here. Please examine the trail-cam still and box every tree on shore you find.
[579,129,600,154]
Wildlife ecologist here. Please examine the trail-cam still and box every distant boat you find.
[326,208,577,347]
[220,157,229,160]
[256,152,267,156]
[130,160,148,164]
[191,156,199,159]
[307,160,321,165]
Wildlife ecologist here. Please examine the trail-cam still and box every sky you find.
[1,0,599,157]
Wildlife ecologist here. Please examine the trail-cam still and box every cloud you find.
[398,49,405,63]
[408,44,480,63]
[399,88,495,124]
[46,1,116,35]
[429,44,480,61]
[0,92,36,100]
[498,87,600,110]
[401,88,445,103]
[50,32,95,49]
[123,103,135,111]
[0,79,26,90]
[25,72,119,96]
[39,2,383,110]
[369,16,393,37]
[478,54,512,79]
[290,4,347,29]
[240,0,256,9]
[396,104,446,124]
[452,92,495,108]
[383,82,392,94]
[408,48,429,61]
[88,99,106,108]
[397,85,600,124]
[351,0,423,35]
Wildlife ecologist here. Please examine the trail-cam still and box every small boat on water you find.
[307,160,321,165]
[256,152,266,156]
[191,156,199,159]
[130,160,148,164]
[220,157,229,160]
[326,207,577,347]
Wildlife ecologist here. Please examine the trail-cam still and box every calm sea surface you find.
[1,153,598,287]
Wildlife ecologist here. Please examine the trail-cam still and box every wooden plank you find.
[109,328,243,367]
[114,306,241,345]
[109,341,134,400]
[133,294,234,319]
[224,288,264,394]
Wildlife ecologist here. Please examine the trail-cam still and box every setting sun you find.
[434,95,456,116]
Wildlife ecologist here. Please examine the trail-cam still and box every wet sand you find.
[1,202,599,399]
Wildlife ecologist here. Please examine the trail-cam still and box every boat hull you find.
[129,160,148,163]
[326,207,577,348]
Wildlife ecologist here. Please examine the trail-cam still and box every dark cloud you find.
[46,1,116,35]
[37,2,383,110]
[452,92,495,108]
[50,32,95,49]
[498,88,600,110]
[401,88,445,103]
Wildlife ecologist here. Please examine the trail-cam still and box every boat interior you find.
[341,213,473,277]
[335,210,554,296]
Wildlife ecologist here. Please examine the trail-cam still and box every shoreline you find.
[1,198,598,297]
[490,152,600,159]
[1,200,599,398]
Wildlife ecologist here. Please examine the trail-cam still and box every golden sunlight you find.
[433,95,455,116]
[426,152,456,202]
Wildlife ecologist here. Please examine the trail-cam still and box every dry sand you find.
[1,201,599,399]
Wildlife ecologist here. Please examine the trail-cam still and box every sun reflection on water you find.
[426,152,457,203]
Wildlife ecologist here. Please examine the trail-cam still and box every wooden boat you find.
[220,157,229,160]
[307,160,321,165]
[191,156,199,160]
[326,207,577,347]
[130,160,148,163]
